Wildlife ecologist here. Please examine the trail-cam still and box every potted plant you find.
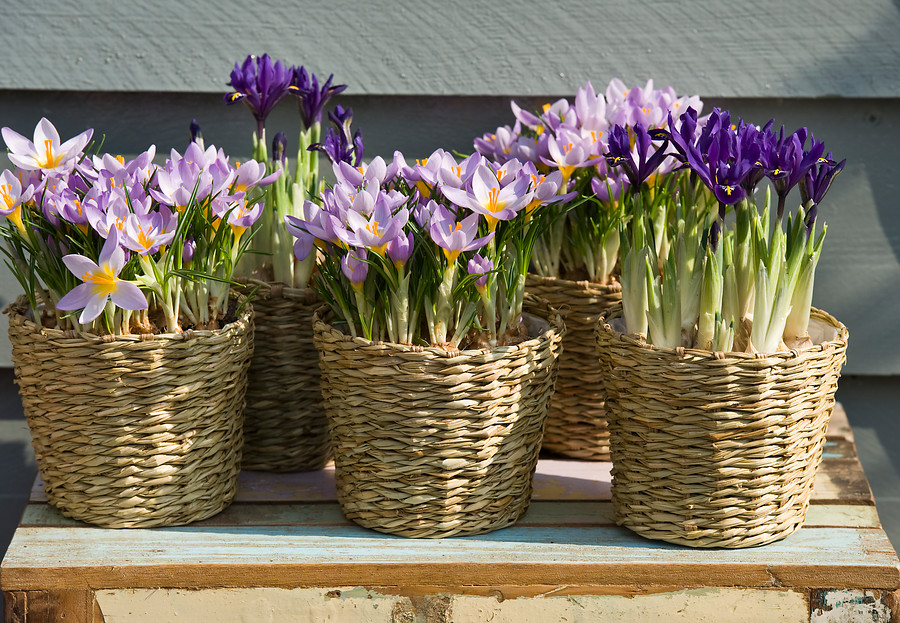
[222,53,357,472]
[287,149,565,537]
[475,79,705,460]
[595,107,848,547]
[1,118,268,527]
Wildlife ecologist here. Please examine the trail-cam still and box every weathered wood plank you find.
[1,589,100,623]
[90,586,812,623]
[2,525,897,591]
[812,459,876,506]
[825,404,853,442]
[1,0,898,97]
[810,588,899,622]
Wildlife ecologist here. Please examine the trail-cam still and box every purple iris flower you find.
[758,126,826,219]
[665,108,754,210]
[224,54,293,139]
[800,153,845,207]
[311,105,363,167]
[800,153,845,238]
[289,66,347,129]
[273,131,287,166]
[604,123,670,188]
[190,118,203,147]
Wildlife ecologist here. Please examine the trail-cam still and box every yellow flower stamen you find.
[0,184,14,210]
[38,139,63,169]
[83,263,118,298]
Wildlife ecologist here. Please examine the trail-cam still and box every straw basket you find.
[6,295,254,528]
[525,273,621,460]
[595,303,848,548]
[238,280,330,472]
[312,297,564,538]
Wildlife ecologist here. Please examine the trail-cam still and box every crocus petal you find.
[109,281,148,311]
[55,282,94,311]
[62,254,101,280]
[99,229,126,273]
[1,127,35,158]
[79,292,108,324]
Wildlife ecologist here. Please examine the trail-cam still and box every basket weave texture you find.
[595,303,848,548]
[239,280,330,472]
[526,273,621,460]
[312,297,565,538]
[6,295,254,528]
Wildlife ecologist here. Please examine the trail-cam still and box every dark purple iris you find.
[666,108,758,214]
[224,54,293,139]
[273,131,287,167]
[189,118,203,147]
[310,105,364,167]
[604,123,670,188]
[800,153,845,238]
[758,126,825,219]
[289,66,347,129]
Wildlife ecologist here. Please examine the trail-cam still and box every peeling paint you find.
[810,589,894,622]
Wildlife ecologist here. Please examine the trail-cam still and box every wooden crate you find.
[2,404,898,622]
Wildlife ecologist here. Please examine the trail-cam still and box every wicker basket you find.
[525,273,621,460]
[6,295,254,528]
[595,303,848,548]
[238,280,330,472]
[312,297,565,538]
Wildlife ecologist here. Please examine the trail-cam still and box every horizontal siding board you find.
[0,94,896,373]
[0,0,899,97]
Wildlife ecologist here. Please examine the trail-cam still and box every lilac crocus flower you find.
[341,247,369,290]
[441,163,533,231]
[387,231,414,268]
[56,229,147,323]
[2,118,93,175]
[0,169,34,233]
[182,237,196,264]
[428,203,494,262]
[543,127,602,184]
[590,171,629,203]
[474,125,520,164]
[342,194,409,255]
[289,66,347,129]
[225,54,293,139]
[467,253,493,291]
[121,209,178,255]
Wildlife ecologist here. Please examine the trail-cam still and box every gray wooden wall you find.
[0,0,898,374]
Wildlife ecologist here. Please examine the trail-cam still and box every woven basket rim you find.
[597,301,848,362]
[312,295,564,359]
[5,293,253,345]
[526,271,622,293]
